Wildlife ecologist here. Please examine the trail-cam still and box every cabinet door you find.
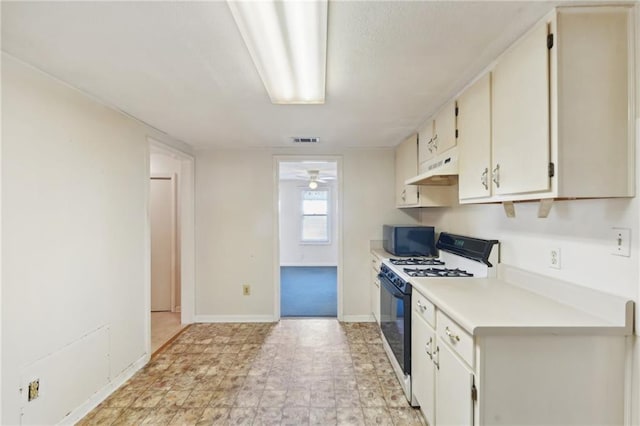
[433,100,457,155]
[418,120,435,166]
[436,342,474,426]
[492,21,550,196]
[458,74,492,201]
[412,313,436,426]
[395,134,419,206]
[371,275,380,324]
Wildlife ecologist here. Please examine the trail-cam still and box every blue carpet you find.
[281,266,337,317]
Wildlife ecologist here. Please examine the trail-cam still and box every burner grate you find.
[403,267,474,278]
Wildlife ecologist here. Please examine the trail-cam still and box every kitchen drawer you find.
[412,290,436,328]
[437,311,474,368]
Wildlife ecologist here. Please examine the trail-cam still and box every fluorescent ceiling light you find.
[228,0,328,104]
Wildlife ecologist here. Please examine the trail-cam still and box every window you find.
[301,189,329,243]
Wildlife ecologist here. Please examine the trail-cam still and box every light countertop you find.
[410,276,633,336]
[370,248,634,336]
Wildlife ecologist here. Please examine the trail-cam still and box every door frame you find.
[273,155,344,320]
[146,138,195,356]
[150,174,177,312]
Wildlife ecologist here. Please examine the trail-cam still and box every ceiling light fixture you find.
[308,169,320,189]
[227,0,328,104]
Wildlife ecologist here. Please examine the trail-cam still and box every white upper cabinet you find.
[456,6,634,205]
[418,121,434,165]
[418,100,457,171]
[492,21,550,197]
[396,134,457,208]
[396,134,420,207]
[432,100,457,157]
[551,7,632,198]
[458,73,492,201]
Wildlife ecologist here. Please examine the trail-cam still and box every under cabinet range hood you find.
[405,147,458,186]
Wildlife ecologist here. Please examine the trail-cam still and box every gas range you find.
[378,232,498,406]
[384,233,499,281]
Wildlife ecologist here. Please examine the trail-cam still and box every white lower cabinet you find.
[370,253,381,324]
[410,287,626,426]
[412,303,474,426]
[411,311,436,426]
[435,342,474,426]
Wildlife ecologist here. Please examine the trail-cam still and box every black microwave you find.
[383,225,435,256]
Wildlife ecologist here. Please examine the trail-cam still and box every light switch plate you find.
[611,227,631,257]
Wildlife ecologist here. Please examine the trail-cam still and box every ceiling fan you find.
[298,169,335,189]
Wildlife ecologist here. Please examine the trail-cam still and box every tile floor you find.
[79,319,426,426]
[152,312,188,354]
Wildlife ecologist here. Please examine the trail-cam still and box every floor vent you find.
[291,137,320,144]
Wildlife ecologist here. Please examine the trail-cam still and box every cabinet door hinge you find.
[455,106,459,116]
[547,33,554,49]
[455,129,459,139]
[471,383,478,402]
[548,162,555,178]
[417,190,420,200]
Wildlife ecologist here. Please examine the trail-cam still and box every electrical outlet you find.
[28,379,40,401]
[242,284,251,296]
[549,248,561,269]
[611,227,631,257]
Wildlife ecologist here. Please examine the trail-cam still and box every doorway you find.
[148,143,194,355]
[150,175,176,313]
[277,159,340,318]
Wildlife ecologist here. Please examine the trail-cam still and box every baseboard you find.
[58,353,149,425]
[194,315,277,323]
[341,315,375,322]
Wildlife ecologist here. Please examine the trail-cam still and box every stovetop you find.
[380,233,499,293]
[403,267,474,278]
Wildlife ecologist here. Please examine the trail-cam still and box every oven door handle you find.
[379,275,405,299]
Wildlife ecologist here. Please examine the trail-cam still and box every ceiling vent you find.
[291,137,320,144]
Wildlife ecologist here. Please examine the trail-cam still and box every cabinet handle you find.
[432,134,438,151]
[427,138,434,153]
[433,346,440,369]
[425,337,433,359]
[445,326,460,342]
[481,168,488,190]
[492,164,500,188]
[401,189,406,202]
[417,300,427,312]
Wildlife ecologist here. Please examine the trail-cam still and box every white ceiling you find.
[2,1,564,149]
[279,161,338,181]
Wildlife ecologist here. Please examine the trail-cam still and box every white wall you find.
[279,179,338,266]
[195,148,420,321]
[150,153,182,309]
[1,54,185,424]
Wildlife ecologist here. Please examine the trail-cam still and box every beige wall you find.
[1,54,184,424]
[194,148,419,321]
